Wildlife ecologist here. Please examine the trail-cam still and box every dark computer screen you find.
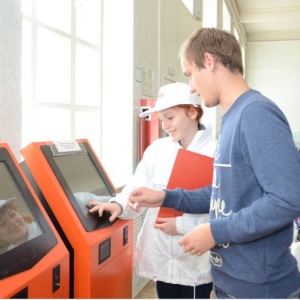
[0,147,57,280]
[41,142,117,232]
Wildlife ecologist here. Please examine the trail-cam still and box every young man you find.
[128,28,300,298]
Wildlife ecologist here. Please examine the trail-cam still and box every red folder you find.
[157,148,214,219]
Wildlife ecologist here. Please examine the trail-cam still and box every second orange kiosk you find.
[21,139,133,298]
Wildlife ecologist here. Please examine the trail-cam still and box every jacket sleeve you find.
[163,185,212,214]
[110,142,158,220]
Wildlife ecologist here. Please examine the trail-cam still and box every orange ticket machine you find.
[21,139,133,298]
[0,143,69,298]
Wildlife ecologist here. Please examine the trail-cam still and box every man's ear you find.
[203,52,215,70]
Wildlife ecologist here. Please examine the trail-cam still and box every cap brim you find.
[139,108,159,117]
[139,102,177,117]
[0,197,16,209]
[139,98,201,118]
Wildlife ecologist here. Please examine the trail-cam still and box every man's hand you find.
[127,187,165,211]
[178,223,216,256]
[87,201,121,222]
[154,217,178,236]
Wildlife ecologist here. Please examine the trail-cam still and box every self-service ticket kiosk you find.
[0,143,69,298]
[21,139,133,298]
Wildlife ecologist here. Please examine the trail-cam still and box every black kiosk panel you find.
[40,142,117,231]
[0,147,57,280]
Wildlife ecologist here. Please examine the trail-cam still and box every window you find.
[22,0,102,156]
[223,1,231,31]
[22,0,134,186]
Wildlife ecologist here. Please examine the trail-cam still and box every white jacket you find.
[112,125,217,286]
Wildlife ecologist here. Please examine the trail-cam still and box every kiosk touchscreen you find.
[0,143,69,299]
[21,139,133,299]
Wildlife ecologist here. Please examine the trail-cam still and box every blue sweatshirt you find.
[163,89,300,298]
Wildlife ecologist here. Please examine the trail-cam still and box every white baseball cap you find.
[139,82,201,117]
[0,197,16,210]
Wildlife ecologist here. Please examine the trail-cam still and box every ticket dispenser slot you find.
[123,226,129,245]
[52,264,61,293]
[21,139,133,298]
[0,144,69,299]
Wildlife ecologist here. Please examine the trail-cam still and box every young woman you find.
[88,82,216,299]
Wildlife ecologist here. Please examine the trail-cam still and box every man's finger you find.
[178,237,186,246]
[127,201,140,212]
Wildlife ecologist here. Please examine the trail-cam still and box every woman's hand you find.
[154,217,178,236]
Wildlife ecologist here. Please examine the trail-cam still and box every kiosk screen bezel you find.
[0,147,57,280]
[40,142,117,232]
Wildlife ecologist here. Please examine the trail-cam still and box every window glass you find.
[234,26,240,42]
[35,107,71,141]
[37,28,71,104]
[202,0,217,26]
[36,0,71,34]
[223,2,231,31]
[75,111,101,155]
[76,0,101,45]
[75,44,100,106]
[22,0,32,17]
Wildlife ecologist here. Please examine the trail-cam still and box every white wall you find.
[133,0,201,170]
[0,0,22,160]
[246,41,300,145]
[160,0,201,85]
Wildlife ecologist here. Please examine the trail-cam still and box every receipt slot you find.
[21,139,133,298]
[0,143,69,298]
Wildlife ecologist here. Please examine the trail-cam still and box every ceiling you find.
[227,0,300,43]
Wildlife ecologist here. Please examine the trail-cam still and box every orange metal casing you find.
[21,139,133,298]
[0,143,70,299]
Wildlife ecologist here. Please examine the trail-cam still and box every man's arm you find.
[127,187,166,210]
[128,185,212,214]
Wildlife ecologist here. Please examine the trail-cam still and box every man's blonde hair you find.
[179,27,244,75]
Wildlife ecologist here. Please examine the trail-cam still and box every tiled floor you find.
[135,280,156,299]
